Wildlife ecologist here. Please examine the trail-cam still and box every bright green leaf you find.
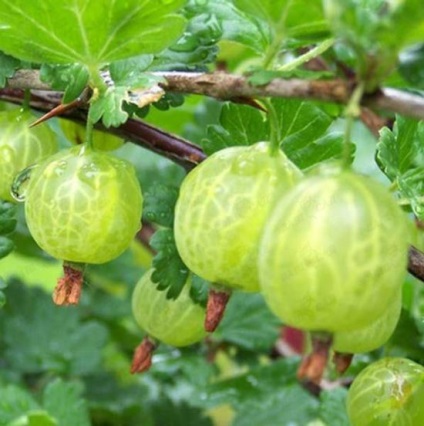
[150,229,189,299]
[215,292,281,352]
[43,379,90,426]
[0,1,187,67]
[109,55,154,86]
[10,411,58,426]
[89,86,128,127]
[377,116,423,180]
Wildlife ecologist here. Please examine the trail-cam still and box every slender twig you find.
[6,69,424,120]
[0,88,205,170]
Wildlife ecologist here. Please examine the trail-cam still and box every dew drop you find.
[11,164,38,202]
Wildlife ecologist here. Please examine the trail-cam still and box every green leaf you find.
[0,51,20,88]
[273,98,348,169]
[232,384,318,426]
[184,0,268,54]
[0,384,40,424]
[400,44,424,89]
[377,116,422,181]
[10,411,58,426]
[40,64,89,103]
[0,200,17,235]
[143,183,179,228]
[43,379,90,426]
[89,86,128,127]
[0,280,109,376]
[214,292,281,352]
[319,388,349,426]
[398,167,424,219]
[189,275,209,307]
[203,103,269,154]
[150,229,189,299]
[110,55,154,86]
[0,1,187,67]
[0,236,14,258]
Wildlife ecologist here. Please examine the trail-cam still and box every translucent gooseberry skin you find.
[132,269,206,347]
[25,145,143,264]
[259,168,409,332]
[0,109,57,202]
[60,119,123,151]
[347,357,424,426]
[174,142,302,292]
[333,291,402,354]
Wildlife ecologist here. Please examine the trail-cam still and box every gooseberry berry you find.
[24,145,143,264]
[174,142,302,293]
[333,291,402,354]
[132,269,206,347]
[259,166,409,333]
[0,109,57,202]
[347,357,424,426]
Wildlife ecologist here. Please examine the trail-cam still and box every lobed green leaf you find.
[0,0,187,67]
[143,182,179,228]
[0,51,20,88]
[150,228,189,299]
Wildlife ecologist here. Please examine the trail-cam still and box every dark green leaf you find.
[232,384,318,426]
[0,1,187,67]
[0,200,17,235]
[150,398,213,426]
[377,116,422,181]
[215,292,281,352]
[0,280,108,376]
[0,236,14,258]
[0,51,20,88]
[398,167,424,219]
[319,388,350,426]
[400,44,424,89]
[43,379,90,426]
[0,384,40,424]
[189,275,209,308]
[143,183,179,228]
[193,357,300,408]
[89,87,128,127]
[203,103,269,154]
[40,64,89,103]
[150,229,189,299]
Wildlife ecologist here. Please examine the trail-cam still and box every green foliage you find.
[0,200,16,260]
[0,51,20,87]
[0,0,187,67]
[150,228,190,299]
[400,44,424,89]
[377,116,424,218]
[143,182,179,228]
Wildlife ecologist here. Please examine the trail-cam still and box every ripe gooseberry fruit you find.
[259,166,409,333]
[131,269,206,373]
[333,291,401,355]
[23,145,143,304]
[174,142,302,330]
[347,357,424,426]
[60,119,124,151]
[0,109,57,202]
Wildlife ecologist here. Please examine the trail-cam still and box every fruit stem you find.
[264,99,282,156]
[342,82,364,169]
[297,332,332,384]
[84,115,95,150]
[277,38,335,72]
[21,89,31,111]
[130,336,158,374]
[333,351,354,374]
[262,0,293,69]
[53,262,85,306]
[205,287,232,332]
